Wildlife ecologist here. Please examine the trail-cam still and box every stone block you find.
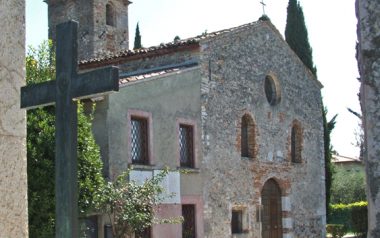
[282,196,291,212]
[0,136,27,237]
[282,218,293,229]
[0,71,26,137]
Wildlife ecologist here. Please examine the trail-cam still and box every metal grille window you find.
[131,117,149,164]
[179,124,194,168]
[231,210,243,234]
[182,205,196,238]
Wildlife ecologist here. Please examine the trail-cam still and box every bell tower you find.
[46,0,131,60]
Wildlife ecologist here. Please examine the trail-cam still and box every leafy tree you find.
[331,167,366,204]
[27,41,181,238]
[134,22,142,49]
[26,41,105,237]
[323,107,337,220]
[285,0,317,75]
[94,168,183,238]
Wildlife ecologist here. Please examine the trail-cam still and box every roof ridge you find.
[79,20,263,66]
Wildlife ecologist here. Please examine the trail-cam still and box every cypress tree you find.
[285,0,316,75]
[323,106,337,221]
[286,0,336,220]
[134,23,142,50]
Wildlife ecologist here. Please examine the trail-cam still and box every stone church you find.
[47,0,326,237]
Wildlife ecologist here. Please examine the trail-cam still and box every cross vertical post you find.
[20,20,119,238]
[260,0,266,15]
[55,21,79,237]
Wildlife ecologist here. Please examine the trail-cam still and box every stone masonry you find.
[198,22,325,238]
[46,0,130,61]
[356,0,380,236]
[0,1,28,237]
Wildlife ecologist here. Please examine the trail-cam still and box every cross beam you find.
[260,0,267,15]
[21,21,119,237]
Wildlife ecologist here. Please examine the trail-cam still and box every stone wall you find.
[91,67,203,237]
[356,0,380,236]
[47,0,130,60]
[199,21,325,238]
[94,68,202,179]
[0,1,28,237]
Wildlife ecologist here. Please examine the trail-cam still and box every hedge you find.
[328,201,367,232]
[351,202,367,237]
[326,224,347,238]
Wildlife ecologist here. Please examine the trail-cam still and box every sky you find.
[26,0,361,158]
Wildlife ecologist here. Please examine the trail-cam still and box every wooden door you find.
[261,179,282,238]
[182,204,196,238]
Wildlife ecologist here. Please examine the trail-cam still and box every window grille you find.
[182,205,196,238]
[131,117,148,164]
[179,125,194,167]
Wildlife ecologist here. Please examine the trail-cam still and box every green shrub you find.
[329,203,352,230]
[329,201,368,232]
[351,201,367,238]
[326,224,347,238]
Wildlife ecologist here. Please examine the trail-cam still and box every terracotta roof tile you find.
[119,67,187,86]
[80,21,263,66]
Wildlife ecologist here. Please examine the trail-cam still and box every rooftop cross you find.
[21,20,119,237]
[260,0,267,15]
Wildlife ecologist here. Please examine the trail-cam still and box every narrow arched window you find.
[291,121,302,163]
[241,114,256,158]
[106,3,115,26]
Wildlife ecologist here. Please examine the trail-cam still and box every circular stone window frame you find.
[264,73,281,106]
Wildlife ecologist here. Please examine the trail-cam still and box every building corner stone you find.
[0,1,28,237]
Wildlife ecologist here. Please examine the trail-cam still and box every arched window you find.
[106,3,115,26]
[291,121,303,163]
[241,114,257,158]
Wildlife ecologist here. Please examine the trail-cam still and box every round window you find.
[264,74,281,106]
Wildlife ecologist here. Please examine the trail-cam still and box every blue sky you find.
[26,0,361,158]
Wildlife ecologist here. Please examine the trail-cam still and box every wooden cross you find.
[260,0,267,15]
[21,21,119,237]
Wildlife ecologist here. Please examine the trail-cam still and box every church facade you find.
[48,1,326,237]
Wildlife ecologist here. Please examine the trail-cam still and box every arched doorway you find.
[261,179,282,238]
